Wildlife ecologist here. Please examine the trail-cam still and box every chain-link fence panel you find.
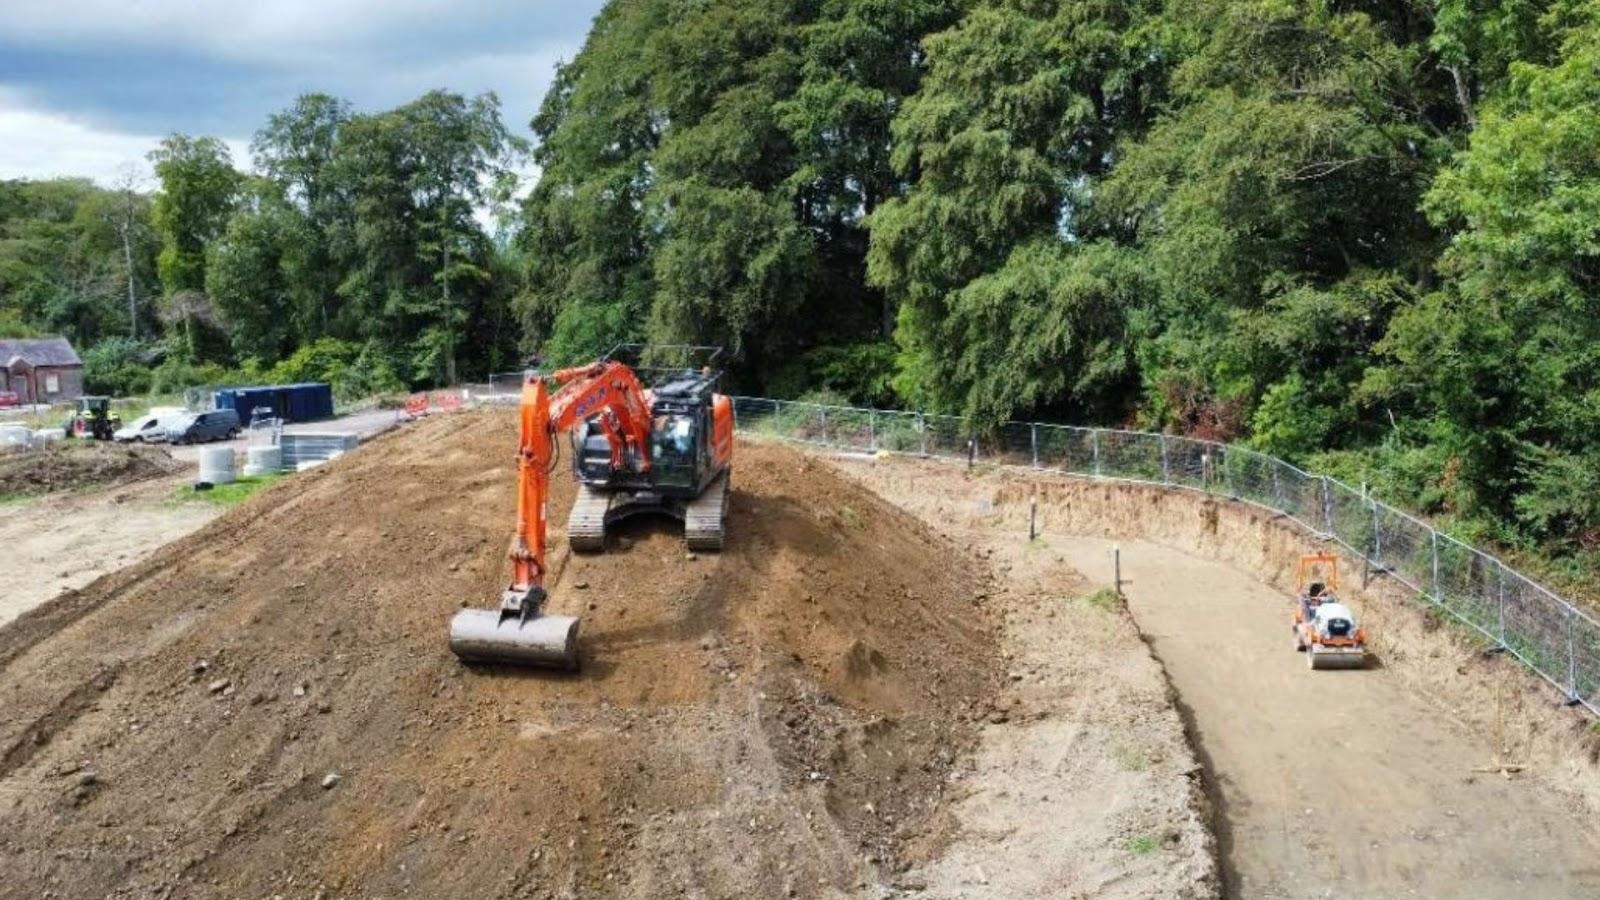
[1097,430,1164,482]
[820,406,874,451]
[922,414,969,459]
[1499,567,1571,689]
[1164,436,1214,491]
[984,422,1037,467]
[1434,536,1500,642]
[1326,479,1376,556]
[731,396,780,433]
[1273,462,1325,532]
[1220,446,1278,510]
[872,410,924,453]
[1034,425,1094,474]
[1572,612,1600,708]
[1373,505,1434,595]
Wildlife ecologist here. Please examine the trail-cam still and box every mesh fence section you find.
[1500,568,1573,689]
[923,414,969,458]
[731,397,779,432]
[988,422,1038,467]
[1326,479,1376,555]
[822,406,875,451]
[873,410,924,453]
[1434,535,1500,642]
[1098,430,1165,482]
[1573,613,1600,706]
[1165,436,1214,490]
[1035,425,1094,474]
[727,396,1597,711]
[1274,463,1325,531]
[1374,505,1434,595]
[1222,447,1279,509]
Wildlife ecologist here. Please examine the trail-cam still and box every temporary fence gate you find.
[728,396,1600,714]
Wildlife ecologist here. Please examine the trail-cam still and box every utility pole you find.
[113,166,142,339]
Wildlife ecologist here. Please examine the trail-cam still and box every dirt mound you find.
[0,441,183,497]
[0,411,1000,899]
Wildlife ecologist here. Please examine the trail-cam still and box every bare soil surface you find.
[0,478,219,627]
[0,411,1001,899]
[840,453,1600,899]
[828,452,1217,899]
[1061,539,1600,899]
[0,441,183,498]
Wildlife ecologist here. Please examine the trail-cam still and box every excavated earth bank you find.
[0,411,1002,899]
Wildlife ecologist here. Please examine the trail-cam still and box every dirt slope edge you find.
[0,412,1004,899]
[828,449,1600,896]
[821,447,1219,899]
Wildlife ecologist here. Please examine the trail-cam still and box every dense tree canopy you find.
[3,0,1599,565]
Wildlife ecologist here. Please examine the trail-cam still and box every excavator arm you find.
[449,363,661,669]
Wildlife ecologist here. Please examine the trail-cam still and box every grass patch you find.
[175,474,284,506]
[1124,834,1158,856]
[838,505,863,529]
[1082,587,1120,612]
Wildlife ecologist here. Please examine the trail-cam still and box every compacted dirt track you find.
[0,411,1000,899]
[829,454,1600,900]
[1059,539,1600,899]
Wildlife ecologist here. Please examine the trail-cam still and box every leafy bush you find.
[264,337,406,402]
[767,342,899,408]
[82,338,157,396]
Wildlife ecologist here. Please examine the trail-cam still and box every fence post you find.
[1371,501,1382,565]
[1160,433,1170,484]
[819,406,829,446]
[1496,563,1507,650]
[1031,423,1040,469]
[1271,463,1284,510]
[1321,477,1334,536]
[1092,429,1101,478]
[1430,530,1441,601]
[918,413,927,456]
[1223,446,1235,498]
[869,409,877,452]
[1567,605,1580,704]
[967,437,976,470]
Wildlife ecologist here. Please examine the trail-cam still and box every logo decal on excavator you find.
[573,385,609,418]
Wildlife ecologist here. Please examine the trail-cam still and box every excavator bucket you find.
[448,607,581,670]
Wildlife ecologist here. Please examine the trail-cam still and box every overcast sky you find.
[0,0,606,186]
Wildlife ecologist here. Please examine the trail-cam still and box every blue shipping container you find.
[213,383,333,424]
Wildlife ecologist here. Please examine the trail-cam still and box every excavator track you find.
[685,471,730,552]
[568,484,612,552]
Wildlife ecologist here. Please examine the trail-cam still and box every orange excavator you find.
[448,347,734,668]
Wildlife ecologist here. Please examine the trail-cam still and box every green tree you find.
[149,135,241,358]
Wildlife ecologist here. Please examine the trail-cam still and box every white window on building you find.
[45,373,60,394]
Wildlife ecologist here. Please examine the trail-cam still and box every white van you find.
[114,407,188,443]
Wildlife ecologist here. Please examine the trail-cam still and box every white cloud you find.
[0,89,249,186]
[0,1,593,67]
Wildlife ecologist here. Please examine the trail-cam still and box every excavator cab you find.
[566,346,733,552]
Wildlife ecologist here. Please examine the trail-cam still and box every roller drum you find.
[449,609,581,670]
